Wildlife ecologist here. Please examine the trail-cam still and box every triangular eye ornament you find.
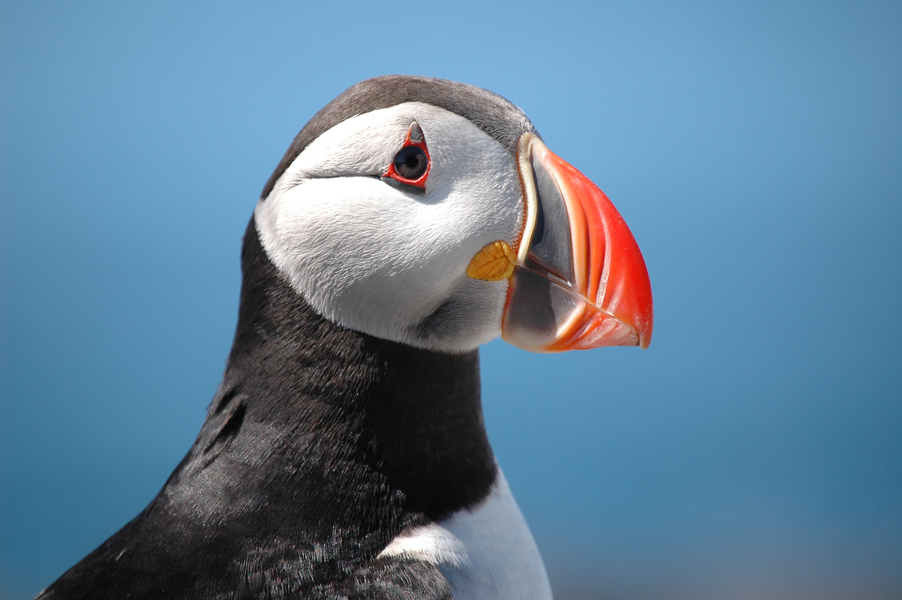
[383,122,431,192]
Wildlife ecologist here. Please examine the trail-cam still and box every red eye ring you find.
[384,122,430,191]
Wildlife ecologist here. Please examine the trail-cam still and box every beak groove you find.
[500,133,653,352]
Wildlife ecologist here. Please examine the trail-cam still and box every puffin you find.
[36,75,653,600]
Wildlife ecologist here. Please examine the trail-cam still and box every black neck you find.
[179,220,496,525]
[39,220,496,596]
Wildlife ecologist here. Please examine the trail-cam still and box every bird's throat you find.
[203,220,497,521]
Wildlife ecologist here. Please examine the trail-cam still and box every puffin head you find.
[254,75,653,354]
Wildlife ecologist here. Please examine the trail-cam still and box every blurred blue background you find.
[2,2,900,599]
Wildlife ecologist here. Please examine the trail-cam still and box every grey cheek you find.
[411,283,503,350]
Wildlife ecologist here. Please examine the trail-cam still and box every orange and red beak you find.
[471,133,653,353]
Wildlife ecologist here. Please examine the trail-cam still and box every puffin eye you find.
[383,122,431,192]
[393,146,429,180]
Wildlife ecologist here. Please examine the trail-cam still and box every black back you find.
[37,222,497,599]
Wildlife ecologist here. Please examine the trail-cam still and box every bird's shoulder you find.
[36,544,451,600]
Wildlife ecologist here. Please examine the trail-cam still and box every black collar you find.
[40,219,496,598]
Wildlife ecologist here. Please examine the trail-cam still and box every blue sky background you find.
[2,2,900,599]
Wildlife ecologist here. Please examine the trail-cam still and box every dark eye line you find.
[380,172,427,194]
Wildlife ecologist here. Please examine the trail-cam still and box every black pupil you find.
[394,146,428,180]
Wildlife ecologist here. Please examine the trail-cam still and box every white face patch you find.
[255,103,525,353]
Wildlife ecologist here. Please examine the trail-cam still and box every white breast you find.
[378,468,553,600]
